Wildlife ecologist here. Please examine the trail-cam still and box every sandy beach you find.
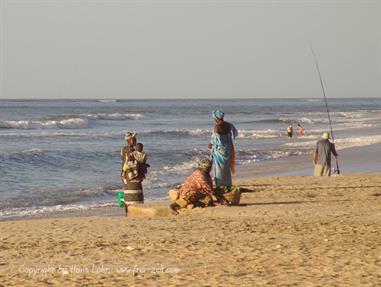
[1,173,381,286]
[1,1,380,285]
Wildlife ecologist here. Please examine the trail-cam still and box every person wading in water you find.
[287,124,294,139]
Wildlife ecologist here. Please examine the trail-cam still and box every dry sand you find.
[1,173,381,286]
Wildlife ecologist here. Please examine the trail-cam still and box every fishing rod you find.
[310,46,340,174]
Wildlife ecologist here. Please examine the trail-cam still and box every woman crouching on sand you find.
[169,159,214,213]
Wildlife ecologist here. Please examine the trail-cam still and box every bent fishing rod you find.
[310,46,340,174]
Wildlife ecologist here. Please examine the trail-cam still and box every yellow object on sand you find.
[223,190,241,205]
[175,198,189,208]
[168,189,180,202]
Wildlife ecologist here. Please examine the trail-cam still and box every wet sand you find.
[237,142,381,178]
[1,173,381,286]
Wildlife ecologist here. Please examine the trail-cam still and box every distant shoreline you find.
[1,97,380,101]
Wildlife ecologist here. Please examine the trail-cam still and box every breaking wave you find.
[150,148,308,178]
[0,113,143,130]
[238,129,280,139]
[305,99,322,102]
[244,116,328,125]
[97,99,118,103]
[0,118,90,130]
[0,201,115,220]
[143,128,281,139]
[142,128,210,137]
[83,112,143,120]
[283,135,381,150]
[0,130,120,139]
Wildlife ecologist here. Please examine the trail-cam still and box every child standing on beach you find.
[133,143,149,180]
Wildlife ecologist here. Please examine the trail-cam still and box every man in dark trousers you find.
[312,132,338,176]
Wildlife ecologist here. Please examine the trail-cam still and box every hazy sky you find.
[0,0,380,99]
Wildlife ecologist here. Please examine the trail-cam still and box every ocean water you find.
[1,98,380,219]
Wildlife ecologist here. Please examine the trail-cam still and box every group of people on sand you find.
[120,110,339,212]
[120,109,238,212]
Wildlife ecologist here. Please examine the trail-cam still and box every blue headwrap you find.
[213,110,224,120]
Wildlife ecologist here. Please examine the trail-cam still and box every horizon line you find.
[0,96,380,101]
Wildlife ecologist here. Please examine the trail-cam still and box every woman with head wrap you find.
[208,110,238,187]
[169,159,213,213]
[120,132,139,185]
[120,131,148,205]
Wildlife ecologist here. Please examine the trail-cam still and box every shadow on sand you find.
[239,201,305,206]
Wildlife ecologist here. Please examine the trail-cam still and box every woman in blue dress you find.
[208,110,238,187]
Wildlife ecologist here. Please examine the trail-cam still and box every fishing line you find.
[310,46,340,174]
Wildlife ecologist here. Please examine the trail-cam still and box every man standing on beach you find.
[312,132,338,176]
